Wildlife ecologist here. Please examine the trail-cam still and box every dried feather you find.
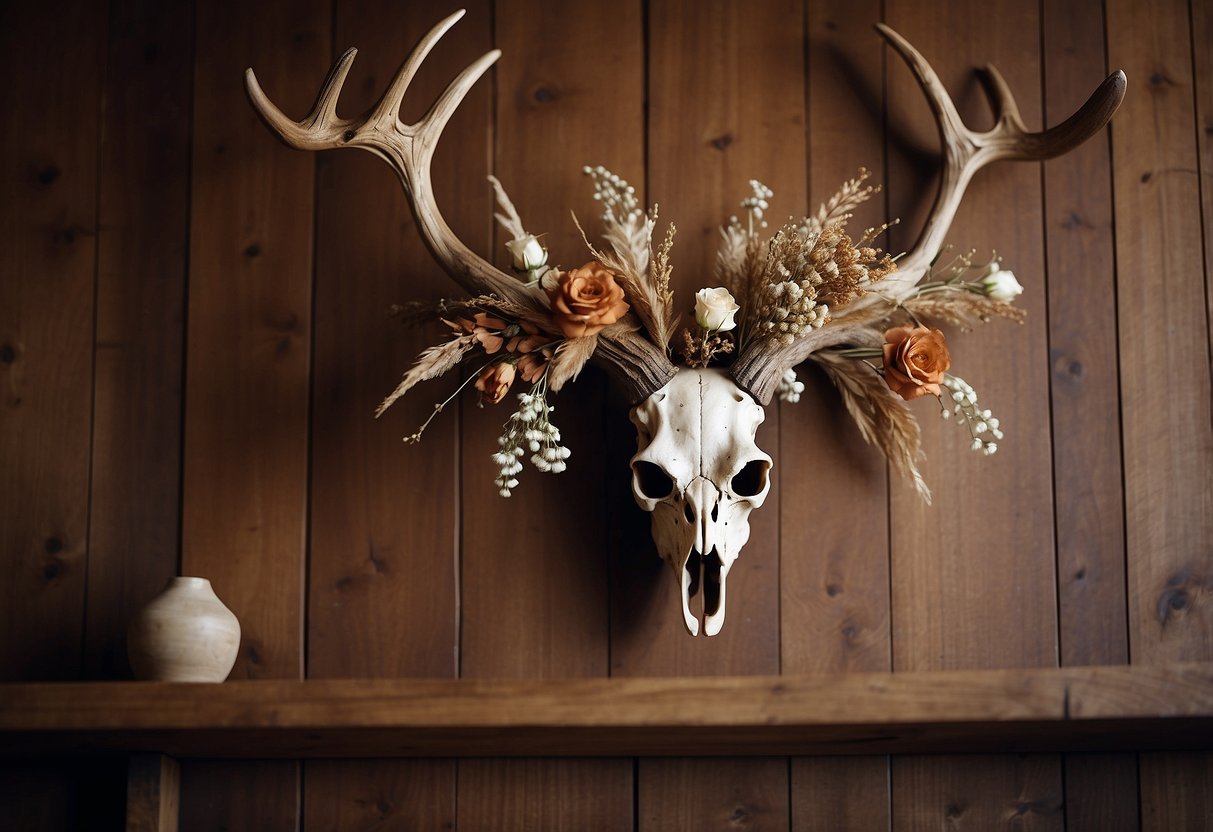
[812,350,932,503]
[488,175,527,240]
[547,334,598,392]
[376,334,475,418]
[572,212,675,348]
[904,292,1027,331]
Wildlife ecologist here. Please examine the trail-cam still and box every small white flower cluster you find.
[491,391,570,497]
[584,165,641,224]
[759,276,828,345]
[776,368,806,403]
[940,374,1003,456]
[741,180,773,231]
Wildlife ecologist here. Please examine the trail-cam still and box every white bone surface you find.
[629,369,772,636]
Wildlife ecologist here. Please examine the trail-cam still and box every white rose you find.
[505,234,547,272]
[694,287,740,332]
[981,267,1023,302]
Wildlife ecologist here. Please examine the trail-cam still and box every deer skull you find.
[630,369,772,636]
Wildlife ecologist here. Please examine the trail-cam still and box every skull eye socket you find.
[633,461,675,500]
[730,459,770,497]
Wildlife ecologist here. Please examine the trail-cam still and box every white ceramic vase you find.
[127,577,241,682]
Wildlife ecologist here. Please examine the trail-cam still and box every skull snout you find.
[681,477,730,637]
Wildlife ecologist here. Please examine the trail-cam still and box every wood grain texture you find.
[1041,0,1137,819]
[179,760,298,832]
[0,0,103,681]
[613,0,799,676]
[127,754,180,832]
[1063,753,1138,832]
[458,759,631,832]
[892,755,1063,831]
[460,0,633,681]
[301,2,477,825]
[1139,752,1213,831]
[454,1,637,827]
[84,0,191,683]
[304,760,454,830]
[1106,0,1212,665]
[791,756,889,831]
[1042,0,1127,672]
[787,2,891,821]
[180,0,327,823]
[183,0,322,685]
[638,758,788,831]
[628,0,804,823]
[884,0,1058,674]
[4,664,1210,757]
[883,0,1062,822]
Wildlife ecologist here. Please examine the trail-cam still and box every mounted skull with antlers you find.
[247,10,1124,636]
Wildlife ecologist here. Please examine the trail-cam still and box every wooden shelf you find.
[2,664,1210,758]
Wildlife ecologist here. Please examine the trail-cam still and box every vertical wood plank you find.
[1106,0,1212,667]
[792,757,888,832]
[458,760,631,832]
[180,0,327,824]
[1063,754,1139,832]
[626,0,802,827]
[1139,752,1213,832]
[613,0,796,677]
[85,0,191,681]
[885,0,1058,676]
[127,754,180,832]
[638,759,789,832]
[180,761,299,832]
[1107,0,1213,820]
[302,0,483,822]
[304,760,453,831]
[883,0,1063,821]
[0,0,104,681]
[1197,0,1213,361]
[455,0,637,827]
[787,3,891,827]
[891,755,1063,831]
[1040,0,1137,823]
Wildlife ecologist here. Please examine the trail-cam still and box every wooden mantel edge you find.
[1,663,1210,758]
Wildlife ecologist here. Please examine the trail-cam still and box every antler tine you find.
[730,25,1124,406]
[247,11,677,405]
[874,22,1126,289]
[369,9,468,129]
[245,48,359,147]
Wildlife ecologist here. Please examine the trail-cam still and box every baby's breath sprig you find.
[491,374,570,497]
[584,164,642,225]
[939,373,1003,456]
[775,368,806,403]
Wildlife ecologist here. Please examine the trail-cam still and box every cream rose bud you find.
[506,235,547,272]
[694,287,740,332]
[981,267,1024,302]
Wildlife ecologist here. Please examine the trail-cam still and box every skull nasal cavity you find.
[731,459,770,497]
[634,461,674,499]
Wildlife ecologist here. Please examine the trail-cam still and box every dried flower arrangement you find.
[246,9,1124,635]
[379,163,1027,502]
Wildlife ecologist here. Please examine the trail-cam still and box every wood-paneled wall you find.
[1,0,1210,828]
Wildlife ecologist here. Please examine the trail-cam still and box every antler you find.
[245,9,676,403]
[730,24,1126,405]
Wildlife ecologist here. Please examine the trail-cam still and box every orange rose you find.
[545,261,630,339]
[882,325,951,400]
[475,362,516,405]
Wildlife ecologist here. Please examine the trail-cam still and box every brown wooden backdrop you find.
[1,0,1211,828]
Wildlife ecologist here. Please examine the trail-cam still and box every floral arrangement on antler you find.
[384,165,1018,502]
[246,10,1125,635]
